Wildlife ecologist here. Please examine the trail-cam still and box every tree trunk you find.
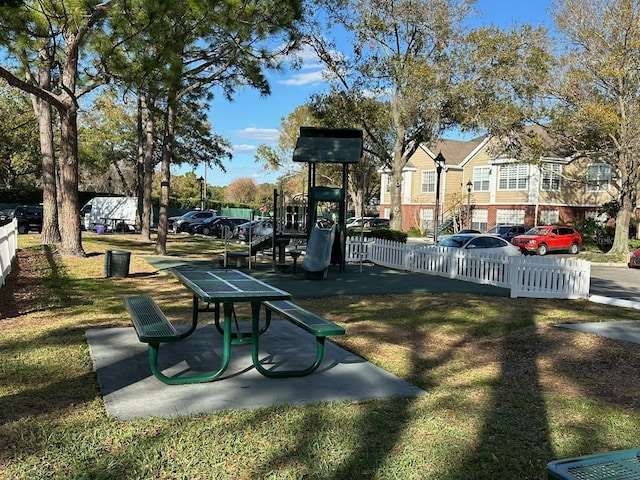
[142,95,156,241]
[25,42,61,245]
[154,102,175,255]
[389,97,405,230]
[57,107,85,256]
[37,99,61,245]
[609,193,632,255]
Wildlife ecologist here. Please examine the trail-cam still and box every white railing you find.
[0,219,18,287]
[346,236,591,299]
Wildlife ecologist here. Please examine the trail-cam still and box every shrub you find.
[347,227,407,242]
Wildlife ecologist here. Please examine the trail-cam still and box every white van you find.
[81,196,140,232]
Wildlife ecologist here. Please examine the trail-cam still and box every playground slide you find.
[301,224,335,278]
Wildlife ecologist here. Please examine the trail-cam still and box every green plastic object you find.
[256,300,345,378]
[547,448,640,479]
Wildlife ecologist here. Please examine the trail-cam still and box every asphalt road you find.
[590,263,640,301]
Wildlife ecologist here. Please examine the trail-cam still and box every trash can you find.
[104,249,131,278]
[95,224,106,235]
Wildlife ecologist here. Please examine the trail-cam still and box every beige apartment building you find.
[378,134,633,234]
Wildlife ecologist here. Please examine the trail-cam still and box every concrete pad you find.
[86,322,427,420]
[556,320,640,345]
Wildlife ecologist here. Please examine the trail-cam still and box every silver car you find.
[437,233,522,256]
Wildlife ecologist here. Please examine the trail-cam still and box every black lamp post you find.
[466,180,473,229]
[198,176,204,210]
[107,176,112,194]
[433,152,446,243]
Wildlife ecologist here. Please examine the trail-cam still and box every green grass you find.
[2,233,640,479]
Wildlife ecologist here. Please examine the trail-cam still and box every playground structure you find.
[271,127,363,277]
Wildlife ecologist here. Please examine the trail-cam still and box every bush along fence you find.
[345,236,591,299]
[0,219,18,288]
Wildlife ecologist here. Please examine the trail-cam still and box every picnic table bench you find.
[124,296,199,383]
[258,300,345,377]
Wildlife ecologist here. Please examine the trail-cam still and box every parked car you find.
[12,205,44,234]
[0,208,14,227]
[168,210,217,233]
[237,220,274,241]
[346,217,374,228]
[457,229,482,234]
[628,248,640,268]
[487,224,529,242]
[437,233,522,256]
[365,218,390,228]
[511,225,583,255]
[190,217,249,238]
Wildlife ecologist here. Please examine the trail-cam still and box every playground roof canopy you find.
[292,127,363,164]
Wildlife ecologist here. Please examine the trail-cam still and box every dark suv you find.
[487,224,528,242]
[12,205,44,234]
[190,217,250,238]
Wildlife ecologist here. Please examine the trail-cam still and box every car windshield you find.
[439,235,469,248]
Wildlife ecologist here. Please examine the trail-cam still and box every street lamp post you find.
[433,152,446,243]
[198,176,204,210]
[466,180,473,229]
[107,176,112,194]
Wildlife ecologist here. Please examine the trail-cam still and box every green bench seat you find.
[263,300,345,337]
[257,300,345,377]
[124,296,181,344]
[124,296,199,384]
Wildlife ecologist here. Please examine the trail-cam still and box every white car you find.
[437,233,522,256]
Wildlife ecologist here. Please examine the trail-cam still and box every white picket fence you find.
[346,236,591,299]
[0,219,18,288]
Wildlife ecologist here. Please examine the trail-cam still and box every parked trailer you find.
[81,196,141,232]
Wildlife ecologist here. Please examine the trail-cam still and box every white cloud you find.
[233,144,258,153]
[279,70,327,86]
[234,127,280,142]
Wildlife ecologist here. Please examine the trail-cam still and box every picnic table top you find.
[171,267,291,304]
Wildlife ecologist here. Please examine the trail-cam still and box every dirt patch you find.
[0,247,47,320]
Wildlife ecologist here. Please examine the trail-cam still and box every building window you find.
[539,209,559,225]
[587,163,611,191]
[498,163,528,190]
[471,209,488,232]
[541,164,562,191]
[473,167,490,192]
[421,170,436,194]
[496,209,525,225]
[420,208,434,232]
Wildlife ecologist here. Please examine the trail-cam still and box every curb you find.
[589,294,640,311]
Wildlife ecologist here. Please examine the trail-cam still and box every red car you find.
[511,225,583,256]
[629,248,640,268]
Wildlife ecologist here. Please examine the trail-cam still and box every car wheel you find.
[18,222,28,234]
[536,244,548,256]
[568,242,579,255]
[202,227,210,235]
[179,223,189,233]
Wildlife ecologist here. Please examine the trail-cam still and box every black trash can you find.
[104,249,131,278]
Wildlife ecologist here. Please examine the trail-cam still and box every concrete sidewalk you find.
[556,320,640,345]
[87,321,427,420]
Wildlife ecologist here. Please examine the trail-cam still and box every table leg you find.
[148,302,233,384]
[177,295,200,339]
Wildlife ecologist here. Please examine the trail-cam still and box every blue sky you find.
[185,0,553,187]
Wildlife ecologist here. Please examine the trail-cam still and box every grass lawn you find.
[1,232,640,479]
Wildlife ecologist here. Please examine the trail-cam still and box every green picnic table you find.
[125,268,344,385]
